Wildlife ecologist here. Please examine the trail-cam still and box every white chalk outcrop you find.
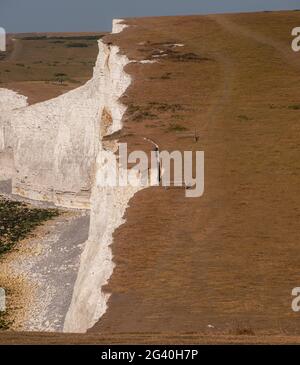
[0,89,28,180]
[0,19,146,333]
[62,22,144,333]
[0,89,28,113]
[112,19,129,34]
[0,19,134,209]
[0,77,101,208]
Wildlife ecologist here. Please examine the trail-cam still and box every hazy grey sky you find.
[0,0,299,33]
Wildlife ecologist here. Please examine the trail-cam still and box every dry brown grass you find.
[0,32,105,104]
[1,10,300,344]
[92,10,300,339]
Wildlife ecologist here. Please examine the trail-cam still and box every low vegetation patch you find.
[149,102,185,113]
[149,72,172,80]
[0,197,59,330]
[49,35,102,41]
[49,40,65,44]
[0,311,11,330]
[288,104,300,110]
[54,72,68,84]
[21,35,102,41]
[127,102,185,122]
[137,41,211,63]
[238,115,251,121]
[127,104,158,121]
[21,35,48,41]
[0,197,59,255]
[65,43,89,48]
[169,51,210,62]
[167,123,188,132]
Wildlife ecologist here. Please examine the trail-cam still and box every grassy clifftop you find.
[0,33,104,104]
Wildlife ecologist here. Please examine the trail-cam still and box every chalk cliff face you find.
[0,19,143,332]
[0,69,101,208]
[0,22,130,209]
[0,89,28,113]
[63,20,142,333]
[0,90,28,180]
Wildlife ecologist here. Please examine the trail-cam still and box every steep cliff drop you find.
[0,20,133,209]
[0,89,28,181]
[0,19,145,332]
[63,19,143,333]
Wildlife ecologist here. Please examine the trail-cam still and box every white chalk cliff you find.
[64,20,142,333]
[0,19,133,209]
[0,19,144,332]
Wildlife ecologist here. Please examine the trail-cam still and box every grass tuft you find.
[288,105,300,110]
[168,123,188,132]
